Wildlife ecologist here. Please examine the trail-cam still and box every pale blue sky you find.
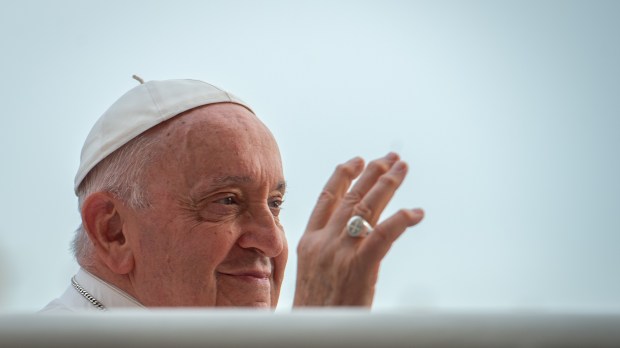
[1,0,619,312]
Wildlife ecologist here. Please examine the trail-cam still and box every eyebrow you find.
[212,175,287,193]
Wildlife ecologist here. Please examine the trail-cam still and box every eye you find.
[269,198,284,209]
[216,196,236,205]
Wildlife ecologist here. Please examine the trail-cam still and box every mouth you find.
[218,270,271,284]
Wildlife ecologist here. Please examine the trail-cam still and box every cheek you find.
[172,225,238,268]
[133,215,238,278]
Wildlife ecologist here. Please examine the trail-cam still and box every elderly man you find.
[42,78,424,311]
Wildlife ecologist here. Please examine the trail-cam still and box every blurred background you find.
[1,0,619,312]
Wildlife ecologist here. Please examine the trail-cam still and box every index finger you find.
[305,157,364,231]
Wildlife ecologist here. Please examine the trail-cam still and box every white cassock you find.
[40,268,145,312]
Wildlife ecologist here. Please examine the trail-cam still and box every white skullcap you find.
[74,78,253,194]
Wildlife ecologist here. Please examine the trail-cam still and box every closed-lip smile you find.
[219,270,271,279]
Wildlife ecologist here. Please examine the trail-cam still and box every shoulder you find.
[38,283,96,313]
[39,298,75,313]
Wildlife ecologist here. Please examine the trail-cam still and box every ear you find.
[81,192,135,275]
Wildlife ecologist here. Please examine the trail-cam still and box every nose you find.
[237,206,285,258]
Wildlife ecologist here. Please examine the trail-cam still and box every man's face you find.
[121,103,287,307]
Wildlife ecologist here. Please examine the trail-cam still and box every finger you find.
[353,160,408,226]
[329,152,399,226]
[305,157,364,231]
[359,208,424,265]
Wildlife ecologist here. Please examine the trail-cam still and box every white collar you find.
[74,268,145,309]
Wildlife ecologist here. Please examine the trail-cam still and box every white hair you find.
[72,132,159,264]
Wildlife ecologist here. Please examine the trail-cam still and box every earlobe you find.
[81,192,135,275]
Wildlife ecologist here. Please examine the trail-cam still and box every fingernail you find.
[348,156,363,166]
[393,161,407,172]
[411,208,424,216]
[386,152,399,161]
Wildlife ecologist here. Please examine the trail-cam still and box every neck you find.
[80,262,141,304]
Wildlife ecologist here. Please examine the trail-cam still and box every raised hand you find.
[293,152,424,307]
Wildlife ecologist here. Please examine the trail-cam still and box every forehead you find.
[148,103,284,191]
[163,103,278,155]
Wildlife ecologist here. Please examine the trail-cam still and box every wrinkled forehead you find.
[152,102,282,165]
[141,103,284,194]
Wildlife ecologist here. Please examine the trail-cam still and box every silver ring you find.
[346,215,373,237]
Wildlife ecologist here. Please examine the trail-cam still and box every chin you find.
[217,297,275,308]
[234,299,273,308]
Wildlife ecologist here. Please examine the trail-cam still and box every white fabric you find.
[40,268,145,312]
[74,78,253,193]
